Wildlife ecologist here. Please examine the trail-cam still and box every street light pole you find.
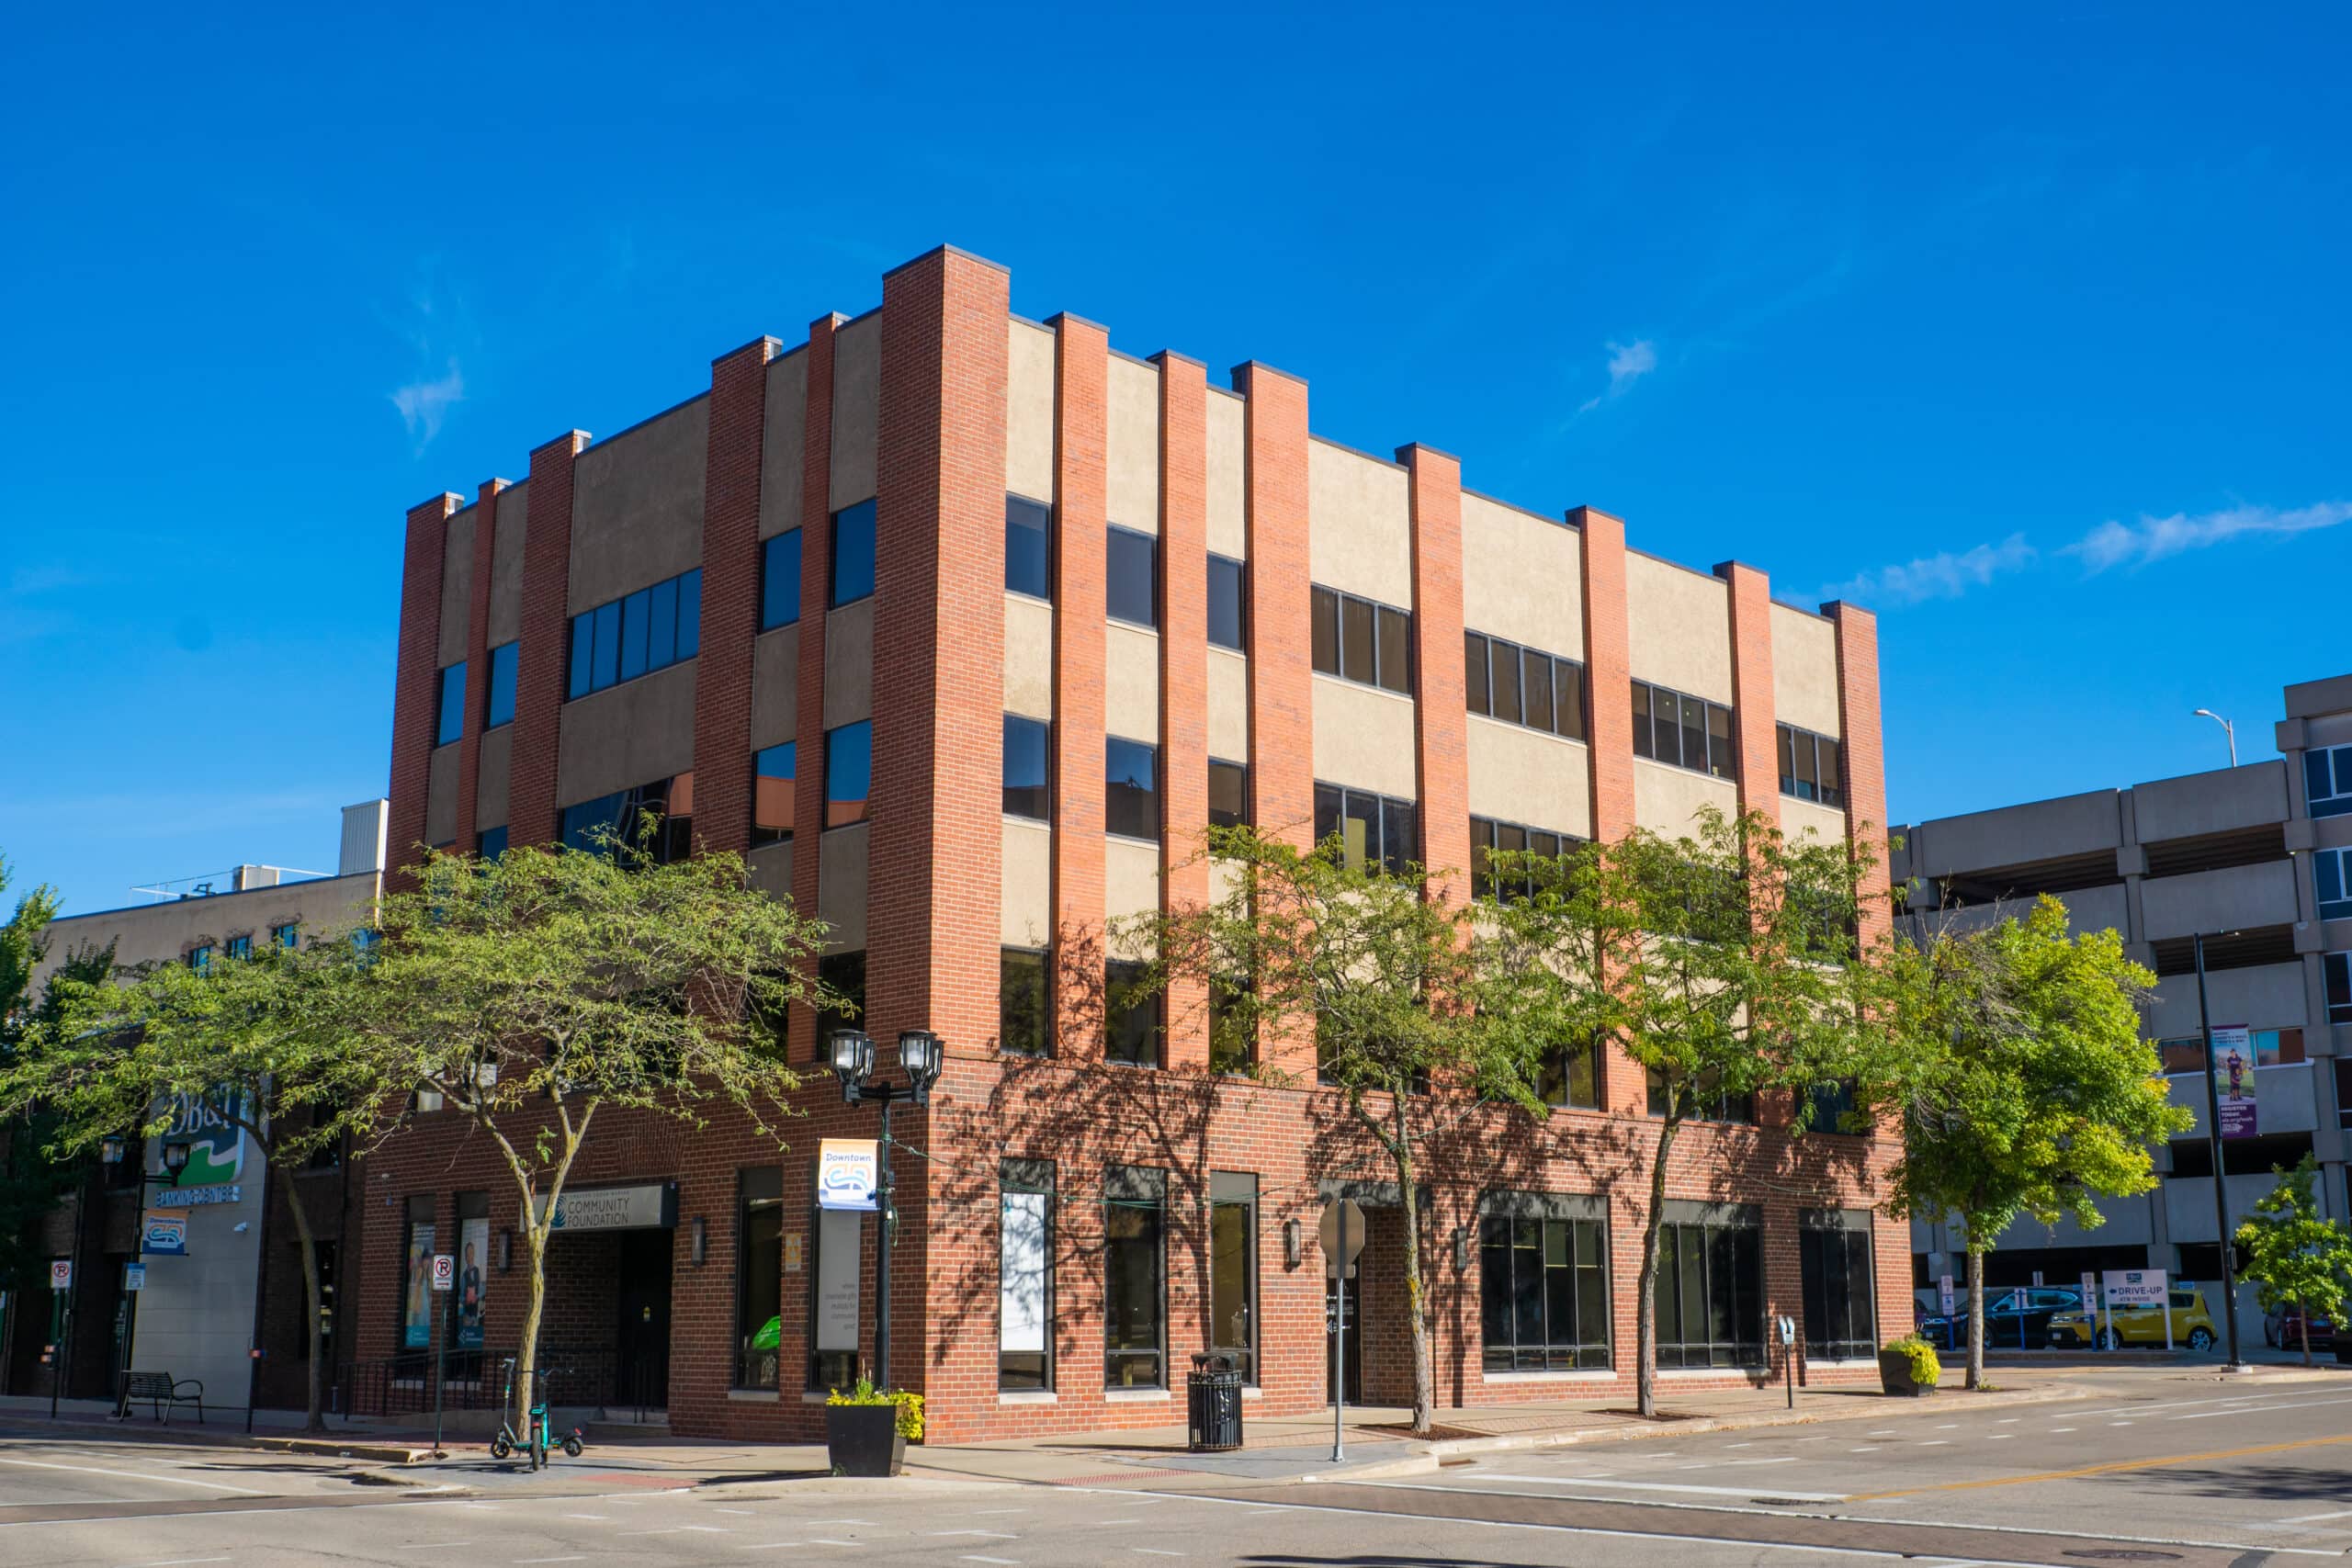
[830,1029,941,1394]
[2191,932,2248,1371]
[98,1136,190,1416]
[2191,709,2238,768]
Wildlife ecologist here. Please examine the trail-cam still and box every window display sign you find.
[1001,1191,1048,1354]
[402,1223,436,1348]
[457,1217,489,1348]
[815,1209,861,1351]
[2211,1026,2256,1138]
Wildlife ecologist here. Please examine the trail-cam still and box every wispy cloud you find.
[1577,338,1658,414]
[390,358,465,449]
[2065,501,2352,573]
[1825,533,2037,606]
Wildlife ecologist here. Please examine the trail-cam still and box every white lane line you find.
[1468,1472,1844,1502]
[958,1558,1020,1566]
[393,1547,472,1553]
[737,1546,806,1553]
[2109,1420,2133,1426]
[0,1456,269,1495]
[1672,1458,1798,1472]
[2047,1427,2075,1434]
[808,1542,863,1549]
[966,1509,1030,1515]
[1984,1434,2012,1440]
[2278,1508,2352,1524]
[1849,1447,1881,1453]
[1915,1440,1951,1447]
[1724,1440,1756,1448]
[713,1506,759,1514]
[2174,1395,2352,1421]
[1134,1551,1185,1559]
[1093,1519,1144,1526]
[514,1559,587,1564]
[118,1559,232,1568]
[1932,1423,1958,1429]
[927,1531,1020,1540]
[810,1519,881,1527]
[560,1513,606,1520]
[1996,1416,2020,1424]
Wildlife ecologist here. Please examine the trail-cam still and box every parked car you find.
[1918,1286,2084,1350]
[2047,1288,2217,1351]
[2264,1303,2336,1350]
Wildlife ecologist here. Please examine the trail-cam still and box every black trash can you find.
[1187,1352,1243,1452]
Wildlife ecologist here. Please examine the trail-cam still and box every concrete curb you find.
[256,1436,438,1465]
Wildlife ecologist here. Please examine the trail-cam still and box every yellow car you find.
[2046,1289,2217,1351]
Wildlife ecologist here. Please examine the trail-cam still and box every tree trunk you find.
[514,1218,548,1463]
[1634,1111,1679,1419]
[2299,1307,2311,1367]
[1966,1244,1986,1390]
[1392,1096,1432,1438]
[272,1161,328,1434]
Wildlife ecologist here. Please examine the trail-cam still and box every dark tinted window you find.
[1655,1218,1765,1368]
[1464,632,1489,714]
[1104,959,1158,1066]
[568,569,699,699]
[763,529,802,629]
[1522,651,1554,734]
[436,663,466,746]
[485,641,517,728]
[1316,586,1411,695]
[1377,605,1411,693]
[1481,1215,1611,1371]
[1631,680,1653,759]
[1315,783,1416,875]
[1004,715,1049,820]
[1311,586,1340,673]
[1800,1218,1877,1361]
[1000,948,1049,1056]
[1208,760,1248,829]
[825,721,872,829]
[1340,595,1375,683]
[1633,679,1736,779]
[476,826,508,861]
[817,950,865,1063]
[1555,659,1586,740]
[1106,526,1158,627]
[1107,738,1159,841]
[618,586,651,682]
[831,500,876,606]
[1491,640,1521,724]
[1206,554,1246,649]
[752,741,796,847]
[646,576,678,670]
[1006,495,1051,600]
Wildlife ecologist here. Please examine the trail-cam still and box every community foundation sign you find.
[532,1183,679,1232]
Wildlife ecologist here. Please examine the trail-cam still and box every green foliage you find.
[826,1377,924,1439]
[0,935,108,1295]
[2234,1155,2352,1364]
[1880,1333,1942,1386]
[0,854,60,1037]
[1881,896,2191,1386]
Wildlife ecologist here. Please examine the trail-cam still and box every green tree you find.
[8,938,375,1430]
[2235,1155,2352,1367]
[1130,824,1506,1438]
[0,854,67,1297]
[0,940,113,1301]
[324,833,837,1451]
[1881,897,2191,1388]
[1477,807,1890,1417]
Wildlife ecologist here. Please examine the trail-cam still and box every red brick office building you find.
[362,244,1904,1441]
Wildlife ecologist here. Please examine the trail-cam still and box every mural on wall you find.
[162,1089,247,1201]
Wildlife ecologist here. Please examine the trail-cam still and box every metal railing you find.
[335,1344,669,1424]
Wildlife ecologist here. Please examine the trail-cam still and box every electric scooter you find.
[488,1359,586,1465]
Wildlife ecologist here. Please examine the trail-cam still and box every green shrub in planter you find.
[1877,1335,1941,1396]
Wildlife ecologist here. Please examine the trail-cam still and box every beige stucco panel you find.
[556,660,697,807]
[1106,622,1160,743]
[829,312,881,512]
[1461,492,1584,660]
[824,597,874,728]
[746,840,794,904]
[1633,756,1741,837]
[1625,553,1733,705]
[1465,716,1591,840]
[1770,602,1842,738]
[751,624,799,750]
[1781,796,1849,848]
[424,743,460,847]
[1207,648,1250,760]
[1306,439,1412,608]
[1205,389,1247,558]
[437,507,476,669]
[1006,319,1056,504]
[1004,593,1054,721]
[1311,674,1419,799]
[487,481,527,647]
[1106,355,1160,533]
[1001,818,1053,948]
[475,725,511,831]
[757,348,808,541]
[569,396,710,615]
[1105,835,1161,938]
[31,871,379,987]
[818,823,868,953]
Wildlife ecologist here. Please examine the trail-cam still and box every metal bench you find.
[120,1371,204,1424]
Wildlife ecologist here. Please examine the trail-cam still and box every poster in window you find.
[402,1223,436,1348]
[816,1209,861,1352]
[457,1216,489,1348]
[1001,1191,1048,1354]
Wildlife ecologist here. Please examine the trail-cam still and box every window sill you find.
[1480,1369,1616,1383]
[1107,615,1160,635]
[998,1390,1057,1404]
[1658,1366,1768,1380]
[1208,639,1248,658]
[821,819,871,835]
[1310,670,1414,705]
[1804,1358,1878,1370]
[1004,812,1051,829]
[1005,589,1053,610]
[1104,1386,1171,1402]
[830,592,875,612]
[800,1390,836,1404]
[1778,789,1847,811]
[1633,753,1737,787]
[566,654,699,705]
[1241,1384,1262,1400]
[1105,831,1163,849]
[727,1388,781,1403]
[760,616,802,634]
[1466,712,1589,750]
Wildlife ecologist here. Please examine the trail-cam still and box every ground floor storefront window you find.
[1655,1204,1765,1368]
[1000,1159,1054,1391]
[1799,1210,1877,1361]
[1209,1172,1257,1382]
[1104,1167,1165,1389]
[1480,1197,1611,1371]
[735,1167,783,1390]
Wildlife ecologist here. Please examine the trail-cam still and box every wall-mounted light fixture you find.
[691,1215,707,1267]
[1283,1217,1303,1269]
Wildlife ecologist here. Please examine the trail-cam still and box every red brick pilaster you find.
[1821,600,1889,940]
[1234,361,1312,1077]
[1716,561,1779,829]
[1400,446,1467,902]
[788,313,841,1057]
[454,479,505,854]
[388,492,458,887]
[1049,315,1108,1060]
[1156,352,1210,1071]
[507,431,588,849]
[695,336,782,857]
[870,245,1009,1060]
[1573,506,1634,845]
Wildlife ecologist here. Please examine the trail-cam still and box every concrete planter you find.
[1877,1348,1935,1396]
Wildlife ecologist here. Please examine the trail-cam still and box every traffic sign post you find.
[430,1254,454,1454]
[1320,1199,1364,1464]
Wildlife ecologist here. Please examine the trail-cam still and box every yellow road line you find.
[1845,1432,2352,1501]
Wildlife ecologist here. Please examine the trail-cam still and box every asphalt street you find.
[0,1368,2345,1566]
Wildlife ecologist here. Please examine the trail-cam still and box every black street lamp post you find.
[2191,931,2249,1371]
[828,1028,942,1391]
[96,1135,190,1416]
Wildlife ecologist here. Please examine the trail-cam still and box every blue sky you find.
[3,5,2345,917]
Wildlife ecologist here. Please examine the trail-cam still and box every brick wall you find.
[388,493,457,884]
[1049,316,1108,1057]
[788,314,841,1055]
[1823,601,1890,939]
[453,480,505,853]
[1156,353,1211,1071]
[507,433,586,850]
[1401,446,1468,900]
[693,338,780,857]
[1717,560,1780,828]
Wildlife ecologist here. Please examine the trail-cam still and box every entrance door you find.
[1325,1273,1362,1404]
[613,1229,673,1413]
